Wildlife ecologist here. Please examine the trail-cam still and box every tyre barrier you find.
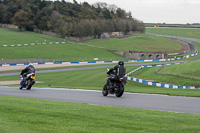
[125,63,200,89]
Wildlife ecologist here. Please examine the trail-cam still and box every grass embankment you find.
[129,61,200,88]
[1,66,200,97]
[0,28,185,61]
[0,28,125,61]
[0,43,127,61]
[0,95,200,133]
[82,34,183,52]
[146,28,200,39]
[146,28,200,61]
[159,61,200,78]
[0,28,64,45]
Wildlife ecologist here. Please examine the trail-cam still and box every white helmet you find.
[29,63,33,66]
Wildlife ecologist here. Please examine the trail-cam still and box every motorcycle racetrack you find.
[1,59,200,114]
[0,86,200,114]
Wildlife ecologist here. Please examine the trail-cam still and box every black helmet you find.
[118,61,124,65]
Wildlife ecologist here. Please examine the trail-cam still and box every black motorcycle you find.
[20,73,36,90]
[102,68,127,97]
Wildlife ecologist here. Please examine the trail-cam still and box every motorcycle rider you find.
[106,61,126,89]
[19,63,35,89]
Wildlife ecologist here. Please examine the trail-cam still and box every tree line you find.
[0,0,145,37]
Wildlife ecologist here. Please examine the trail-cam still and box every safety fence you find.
[0,42,66,47]
[125,62,200,89]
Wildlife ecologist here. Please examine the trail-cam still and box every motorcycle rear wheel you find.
[115,85,124,97]
[26,80,32,90]
[102,84,108,96]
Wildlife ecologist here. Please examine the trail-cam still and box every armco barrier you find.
[125,63,200,89]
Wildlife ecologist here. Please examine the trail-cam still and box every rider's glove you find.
[20,75,23,81]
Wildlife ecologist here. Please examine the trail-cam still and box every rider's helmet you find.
[118,61,124,65]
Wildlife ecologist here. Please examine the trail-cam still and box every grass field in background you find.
[1,66,200,97]
[82,34,183,52]
[0,43,128,61]
[0,95,199,133]
[0,28,186,61]
[0,28,65,45]
[146,28,200,39]
[145,23,200,28]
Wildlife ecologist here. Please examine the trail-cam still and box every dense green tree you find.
[0,0,145,37]
[102,8,112,19]
[116,8,126,18]
[74,20,94,37]
[11,10,30,31]
[0,4,8,23]
[34,7,53,30]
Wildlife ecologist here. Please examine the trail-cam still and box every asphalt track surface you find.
[0,86,200,114]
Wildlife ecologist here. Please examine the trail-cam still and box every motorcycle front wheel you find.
[102,84,108,96]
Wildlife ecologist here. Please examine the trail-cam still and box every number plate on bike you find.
[30,75,36,79]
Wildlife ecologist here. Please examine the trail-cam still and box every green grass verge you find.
[146,28,200,39]
[160,61,200,77]
[82,34,183,52]
[0,95,200,133]
[129,63,200,87]
[1,66,200,97]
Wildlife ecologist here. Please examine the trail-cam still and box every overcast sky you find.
[66,0,200,24]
